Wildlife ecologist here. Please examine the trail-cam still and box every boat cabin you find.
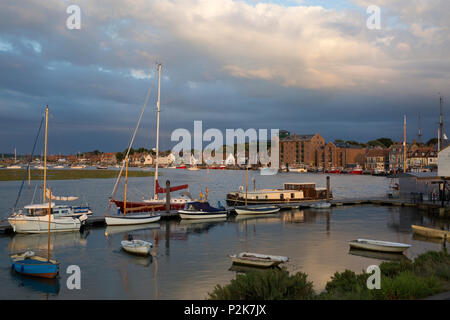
[238,189,304,201]
[23,203,55,216]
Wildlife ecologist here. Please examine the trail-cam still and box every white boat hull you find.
[121,240,152,256]
[229,252,289,268]
[310,202,331,209]
[349,239,411,253]
[234,206,280,215]
[178,210,227,220]
[8,215,84,234]
[105,214,161,226]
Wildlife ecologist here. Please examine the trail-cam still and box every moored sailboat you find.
[10,189,60,278]
[107,64,188,224]
[7,106,88,234]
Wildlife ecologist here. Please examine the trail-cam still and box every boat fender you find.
[79,214,88,222]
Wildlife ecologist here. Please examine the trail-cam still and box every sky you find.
[0,0,449,155]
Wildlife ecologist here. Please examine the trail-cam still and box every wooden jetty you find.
[1,197,449,233]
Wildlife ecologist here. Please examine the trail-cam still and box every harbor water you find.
[0,169,446,299]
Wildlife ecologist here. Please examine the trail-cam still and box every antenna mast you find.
[418,113,422,144]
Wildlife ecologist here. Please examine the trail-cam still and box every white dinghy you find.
[121,237,153,256]
[348,239,411,253]
[228,252,289,268]
[310,202,331,209]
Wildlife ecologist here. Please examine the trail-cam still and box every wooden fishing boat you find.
[310,202,331,209]
[411,225,450,239]
[348,239,411,253]
[11,189,59,279]
[121,239,153,256]
[11,251,59,278]
[229,252,289,268]
[178,201,228,219]
[234,205,280,215]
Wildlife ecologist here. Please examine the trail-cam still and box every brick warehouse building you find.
[280,133,325,168]
[280,133,366,170]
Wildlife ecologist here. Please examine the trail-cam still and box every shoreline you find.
[0,169,155,181]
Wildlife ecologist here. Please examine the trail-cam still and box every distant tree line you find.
[333,137,438,148]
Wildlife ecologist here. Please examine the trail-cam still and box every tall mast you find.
[43,105,49,203]
[439,95,444,151]
[418,113,422,144]
[47,188,52,261]
[154,64,162,199]
[403,115,407,172]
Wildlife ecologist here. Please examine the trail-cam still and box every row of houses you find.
[279,132,438,172]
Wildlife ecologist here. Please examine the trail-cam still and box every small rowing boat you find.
[228,252,289,268]
[349,239,411,253]
[11,251,59,279]
[105,213,161,226]
[121,238,153,256]
[310,202,331,209]
[234,205,280,215]
[411,225,450,239]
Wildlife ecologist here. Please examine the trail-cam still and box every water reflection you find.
[11,271,60,295]
[8,231,87,255]
[348,248,411,262]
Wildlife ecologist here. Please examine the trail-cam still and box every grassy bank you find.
[0,169,155,181]
[209,250,450,300]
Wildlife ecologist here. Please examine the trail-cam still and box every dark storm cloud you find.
[0,0,449,154]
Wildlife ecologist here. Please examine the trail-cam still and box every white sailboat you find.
[188,153,200,171]
[8,106,88,234]
[107,64,188,225]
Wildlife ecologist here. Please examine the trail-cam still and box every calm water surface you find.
[0,170,447,299]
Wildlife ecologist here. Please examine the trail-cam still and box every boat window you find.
[291,193,295,198]
[265,195,268,199]
[280,194,284,199]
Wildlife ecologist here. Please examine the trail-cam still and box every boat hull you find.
[11,255,59,279]
[349,239,410,253]
[112,200,185,213]
[105,214,161,226]
[178,210,228,220]
[412,225,450,239]
[310,202,332,209]
[229,252,289,268]
[121,240,152,256]
[234,206,280,215]
[8,215,83,234]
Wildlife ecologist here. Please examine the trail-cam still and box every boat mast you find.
[403,115,407,172]
[124,156,129,215]
[438,95,444,152]
[154,63,162,199]
[245,167,248,206]
[43,105,49,203]
[48,188,52,261]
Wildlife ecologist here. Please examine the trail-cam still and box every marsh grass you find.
[0,169,154,181]
[209,250,450,300]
